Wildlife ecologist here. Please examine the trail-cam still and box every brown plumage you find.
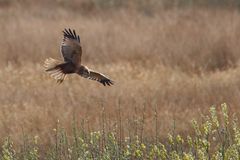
[44,28,113,86]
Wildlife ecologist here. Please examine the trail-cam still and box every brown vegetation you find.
[0,0,240,147]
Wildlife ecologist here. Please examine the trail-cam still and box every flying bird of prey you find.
[44,28,113,86]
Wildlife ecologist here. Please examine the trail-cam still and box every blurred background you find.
[1,0,240,146]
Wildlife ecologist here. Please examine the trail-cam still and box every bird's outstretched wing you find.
[87,70,114,86]
[61,28,82,66]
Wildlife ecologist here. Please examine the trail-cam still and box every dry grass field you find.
[1,0,240,154]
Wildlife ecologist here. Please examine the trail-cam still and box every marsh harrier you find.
[44,28,113,86]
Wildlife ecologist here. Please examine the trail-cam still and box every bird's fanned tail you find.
[44,58,66,83]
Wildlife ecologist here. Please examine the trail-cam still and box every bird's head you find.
[78,65,90,77]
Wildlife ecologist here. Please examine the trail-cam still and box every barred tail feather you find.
[44,58,66,83]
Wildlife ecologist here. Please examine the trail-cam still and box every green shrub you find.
[1,103,240,159]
